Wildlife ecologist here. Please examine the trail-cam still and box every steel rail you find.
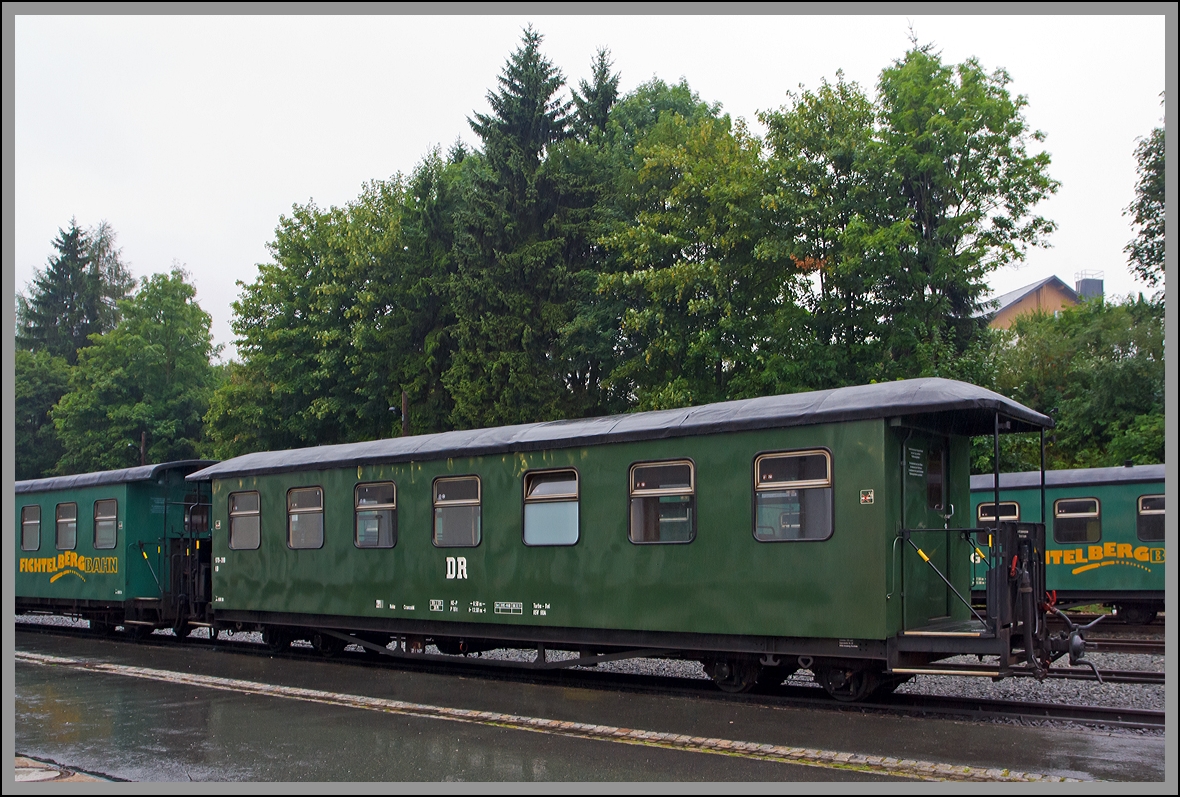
[16,621,1165,730]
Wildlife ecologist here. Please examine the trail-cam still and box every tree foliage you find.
[601,114,787,409]
[52,269,219,473]
[1124,97,1165,288]
[977,296,1166,473]
[444,26,594,428]
[15,350,71,480]
[872,48,1058,379]
[204,35,1067,463]
[16,220,134,364]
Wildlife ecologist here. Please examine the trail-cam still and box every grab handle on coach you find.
[136,541,164,596]
[901,530,989,628]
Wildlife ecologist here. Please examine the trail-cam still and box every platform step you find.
[901,618,992,638]
[892,666,1001,677]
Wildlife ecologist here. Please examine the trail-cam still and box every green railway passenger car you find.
[190,378,1078,699]
[15,461,215,635]
[972,465,1166,623]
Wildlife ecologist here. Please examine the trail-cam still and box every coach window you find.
[55,503,77,550]
[977,501,1020,526]
[355,482,397,548]
[288,487,324,549]
[629,461,695,544]
[433,476,481,547]
[21,506,41,552]
[1137,495,1164,542]
[754,450,832,542]
[228,491,261,550]
[1054,498,1100,544]
[523,470,579,546]
[94,499,118,550]
[926,447,945,511]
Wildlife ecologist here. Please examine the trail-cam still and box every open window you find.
[523,470,579,546]
[629,461,695,544]
[355,482,397,548]
[1137,495,1164,542]
[433,476,481,547]
[1054,498,1100,544]
[754,450,833,541]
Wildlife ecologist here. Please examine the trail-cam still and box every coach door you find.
[901,433,952,627]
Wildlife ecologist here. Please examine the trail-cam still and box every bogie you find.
[704,656,761,694]
[817,665,879,703]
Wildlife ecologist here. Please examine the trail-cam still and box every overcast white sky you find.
[14,13,1167,359]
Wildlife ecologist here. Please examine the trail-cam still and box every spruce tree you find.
[572,48,620,139]
[445,27,581,428]
[17,222,96,363]
[17,220,133,364]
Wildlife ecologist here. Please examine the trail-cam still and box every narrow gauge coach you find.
[972,465,1166,624]
[185,378,1085,700]
[15,461,215,635]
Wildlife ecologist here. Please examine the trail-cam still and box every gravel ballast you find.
[17,614,1164,727]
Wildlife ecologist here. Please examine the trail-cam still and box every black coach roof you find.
[972,463,1165,491]
[15,460,217,495]
[188,378,1049,482]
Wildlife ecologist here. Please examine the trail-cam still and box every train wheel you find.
[89,619,115,636]
[311,630,346,658]
[123,624,152,641]
[705,657,760,693]
[1115,603,1157,625]
[817,665,877,702]
[262,627,290,654]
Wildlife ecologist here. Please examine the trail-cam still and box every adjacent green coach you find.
[15,461,215,635]
[191,378,1072,699]
[972,465,1166,623]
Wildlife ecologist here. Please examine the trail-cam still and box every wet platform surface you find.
[14,629,1165,782]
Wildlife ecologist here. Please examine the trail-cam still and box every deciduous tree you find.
[1125,96,1165,288]
[53,269,219,473]
[15,350,70,480]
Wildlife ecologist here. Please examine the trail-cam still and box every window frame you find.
[1136,494,1164,542]
[354,481,397,549]
[93,498,118,550]
[1053,497,1101,544]
[628,458,697,545]
[287,486,325,550]
[521,468,581,547]
[751,448,834,543]
[55,502,77,551]
[228,491,261,551]
[432,475,482,548]
[21,505,41,552]
[976,501,1021,524]
[926,445,946,512]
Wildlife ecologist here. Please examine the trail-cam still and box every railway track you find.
[1047,613,1164,633]
[16,620,1165,730]
[1079,638,1165,655]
